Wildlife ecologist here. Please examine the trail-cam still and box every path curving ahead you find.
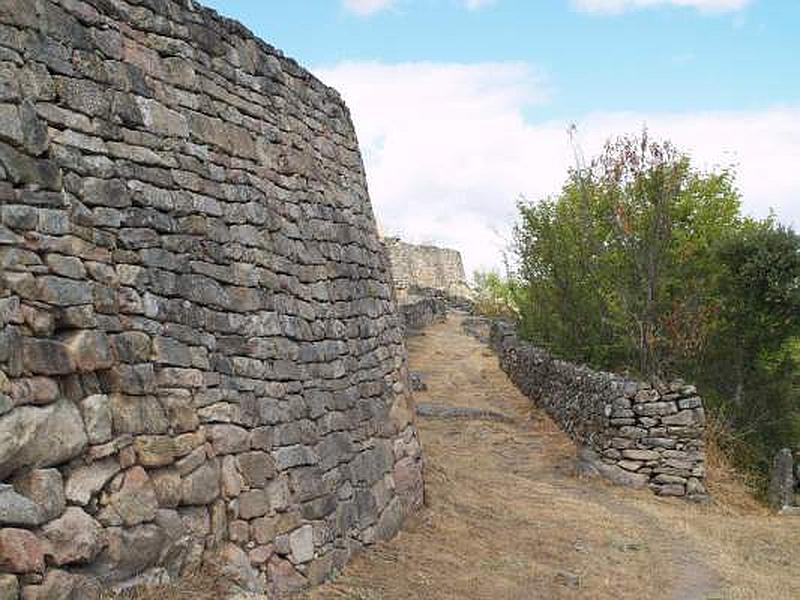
[303,315,799,600]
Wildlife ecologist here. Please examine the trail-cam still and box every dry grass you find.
[299,315,799,600]
[100,566,232,600]
[703,411,767,516]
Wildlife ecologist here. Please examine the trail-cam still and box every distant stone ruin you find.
[0,0,423,596]
[466,319,708,501]
[384,237,471,302]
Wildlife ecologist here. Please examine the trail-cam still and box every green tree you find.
[699,220,800,470]
[513,130,800,483]
[515,131,740,375]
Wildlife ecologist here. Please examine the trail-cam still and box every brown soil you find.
[300,315,800,600]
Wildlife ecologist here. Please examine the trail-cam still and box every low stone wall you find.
[398,295,447,334]
[485,321,708,500]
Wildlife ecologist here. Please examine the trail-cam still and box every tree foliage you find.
[511,130,800,479]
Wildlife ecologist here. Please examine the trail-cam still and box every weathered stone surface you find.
[267,556,307,596]
[622,449,660,461]
[206,424,249,455]
[374,496,405,542]
[212,543,261,594]
[0,0,422,589]
[0,484,43,526]
[89,524,165,583]
[181,460,220,506]
[150,469,182,509]
[61,330,113,372]
[288,525,314,564]
[239,490,270,520]
[64,458,120,506]
[0,528,45,573]
[80,394,112,444]
[0,400,87,479]
[21,338,75,375]
[133,435,178,467]
[9,377,59,406]
[237,451,275,488]
[0,574,18,600]
[19,569,101,600]
[41,507,103,565]
[106,466,158,526]
[11,469,65,523]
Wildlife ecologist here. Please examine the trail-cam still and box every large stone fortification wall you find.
[0,0,424,596]
[481,321,707,500]
[384,238,469,300]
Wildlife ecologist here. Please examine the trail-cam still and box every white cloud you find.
[316,60,800,276]
[342,0,396,16]
[572,0,751,14]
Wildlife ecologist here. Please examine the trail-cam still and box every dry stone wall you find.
[484,321,707,500]
[384,237,470,300]
[397,294,446,335]
[0,0,424,596]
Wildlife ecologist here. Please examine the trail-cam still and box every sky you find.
[203,0,800,275]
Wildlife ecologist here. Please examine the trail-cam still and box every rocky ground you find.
[296,314,799,600]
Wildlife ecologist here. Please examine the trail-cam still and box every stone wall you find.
[484,321,707,500]
[0,0,424,596]
[397,295,447,335]
[384,237,470,300]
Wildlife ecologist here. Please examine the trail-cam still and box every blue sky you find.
[203,0,800,273]
[205,0,799,118]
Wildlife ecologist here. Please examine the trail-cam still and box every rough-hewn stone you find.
[0,0,424,593]
[385,238,470,299]
[0,528,45,574]
[10,469,65,523]
[41,507,103,566]
[475,319,707,500]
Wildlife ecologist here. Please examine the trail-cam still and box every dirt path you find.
[303,315,799,600]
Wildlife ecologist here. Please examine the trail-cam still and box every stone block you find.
[0,528,45,573]
[21,338,75,375]
[65,458,120,506]
[106,466,158,526]
[11,468,65,523]
[134,435,178,467]
[206,424,249,455]
[237,451,276,488]
[0,574,18,600]
[61,330,113,372]
[0,484,43,527]
[181,460,220,506]
[41,507,103,566]
[288,524,314,564]
[80,394,112,444]
[0,400,87,479]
